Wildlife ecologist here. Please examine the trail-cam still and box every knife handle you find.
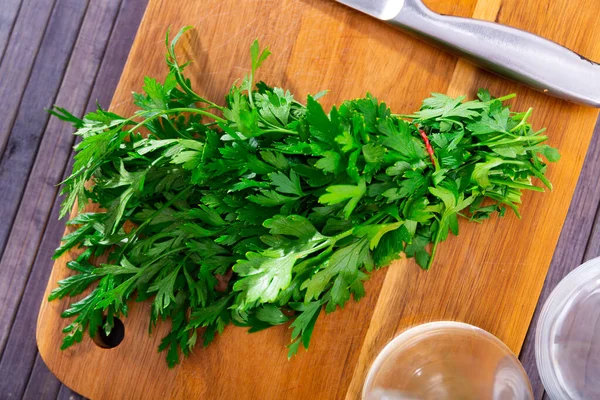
[391,0,600,107]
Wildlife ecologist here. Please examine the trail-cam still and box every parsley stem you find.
[162,108,227,124]
[427,215,446,270]
[260,128,297,135]
[484,193,521,217]
[510,107,533,133]
[332,228,354,242]
[295,228,356,258]
[362,212,387,226]
[494,93,517,102]
[175,75,223,110]
[466,135,548,148]
[500,160,552,189]
[259,119,297,134]
[163,117,191,139]
[489,178,544,192]
[165,29,225,113]
[149,247,188,265]
[292,100,307,108]
[193,98,225,111]
[129,116,158,133]
[130,108,226,133]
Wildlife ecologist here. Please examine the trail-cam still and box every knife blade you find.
[336,0,600,107]
[336,0,404,20]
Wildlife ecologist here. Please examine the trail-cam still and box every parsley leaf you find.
[48,26,558,366]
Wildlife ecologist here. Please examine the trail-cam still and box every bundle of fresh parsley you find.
[49,27,559,366]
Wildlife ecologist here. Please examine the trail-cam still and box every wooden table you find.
[0,0,147,398]
[0,0,599,399]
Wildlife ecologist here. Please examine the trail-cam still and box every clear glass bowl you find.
[363,321,533,400]
[535,256,600,400]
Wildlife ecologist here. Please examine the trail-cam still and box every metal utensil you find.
[336,0,600,107]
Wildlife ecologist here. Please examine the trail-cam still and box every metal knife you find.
[336,0,600,107]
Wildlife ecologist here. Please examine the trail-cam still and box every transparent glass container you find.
[363,321,533,400]
[535,256,600,400]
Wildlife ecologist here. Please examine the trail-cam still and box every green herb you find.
[49,27,559,366]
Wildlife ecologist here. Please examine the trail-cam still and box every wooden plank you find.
[0,0,99,395]
[583,163,600,261]
[0,0,22,64]
[0,198,66,397]
[22,354,62,400]
[0,0,119,357]
[17,1,148,398]
[37,0,600,399]
[0,0,148,396]
[16,198,81,399]
[56,385,85,400]
[87,0,151,109]
[0,0,56,156]
[518,120,600,399]
[0,0,87,273]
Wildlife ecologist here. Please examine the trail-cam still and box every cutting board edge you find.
[34,0,600,397]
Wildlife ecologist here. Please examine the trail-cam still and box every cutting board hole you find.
[93,317,125,349]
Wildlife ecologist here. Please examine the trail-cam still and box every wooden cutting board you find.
[37,0,600,398]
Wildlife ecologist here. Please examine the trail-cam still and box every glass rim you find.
[535,256,600,400]
[362,321,522,399]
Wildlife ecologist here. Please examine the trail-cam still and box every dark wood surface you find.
[0,0,598,398]
[0,0,147,398]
